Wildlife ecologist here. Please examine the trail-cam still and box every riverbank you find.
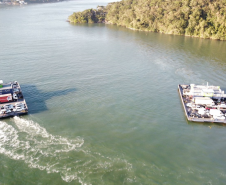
[0,0,64,5]
[0,1,27,5]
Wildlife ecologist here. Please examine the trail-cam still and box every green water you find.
[0,1,226,184]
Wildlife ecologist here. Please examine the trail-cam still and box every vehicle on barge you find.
[0,80,28,119]
[178,83,226,123]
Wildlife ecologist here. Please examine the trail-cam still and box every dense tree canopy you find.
[68,0,226,40]
[68,7,107,24]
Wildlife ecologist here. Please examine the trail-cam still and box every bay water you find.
[0,1,226,184]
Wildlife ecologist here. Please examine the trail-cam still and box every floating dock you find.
[0,80,28,119]
[178,84,226,124]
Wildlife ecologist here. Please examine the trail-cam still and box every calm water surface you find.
[0,1,226,184]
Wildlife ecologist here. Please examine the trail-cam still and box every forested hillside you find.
[68,0,226,40]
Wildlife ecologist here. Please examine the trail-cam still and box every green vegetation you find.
[68,0,226,40]
[68,6,107,24]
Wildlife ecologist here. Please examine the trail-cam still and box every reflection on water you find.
[105,23,226,70]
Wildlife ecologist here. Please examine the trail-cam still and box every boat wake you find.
[0,117,134,184]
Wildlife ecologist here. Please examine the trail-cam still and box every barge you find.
[0,80,28,119]
[178,83,226,124]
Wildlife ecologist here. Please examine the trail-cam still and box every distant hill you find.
[0,0,64,3]
[68,0,226,40]
[26,0,63,3]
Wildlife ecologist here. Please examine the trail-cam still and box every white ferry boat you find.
[178,83,226,123]
[0,80,28,119]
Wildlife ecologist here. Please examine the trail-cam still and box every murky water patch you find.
[0,117,134,184]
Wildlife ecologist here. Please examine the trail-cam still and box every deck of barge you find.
[0,82,28,119]
[178,84,226,124]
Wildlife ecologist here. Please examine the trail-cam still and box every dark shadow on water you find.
[20,84,76,114]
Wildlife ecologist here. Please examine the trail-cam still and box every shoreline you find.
[0,0,64,5]
[68,20,225,41]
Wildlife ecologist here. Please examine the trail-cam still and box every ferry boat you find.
[178,83,226,123]
[0,80,28,119]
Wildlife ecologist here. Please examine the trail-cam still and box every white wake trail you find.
[14,117,84,153]
[0,117,134,184]
[0,117,85,182]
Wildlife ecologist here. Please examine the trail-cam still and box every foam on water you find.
[0,117,134,184]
